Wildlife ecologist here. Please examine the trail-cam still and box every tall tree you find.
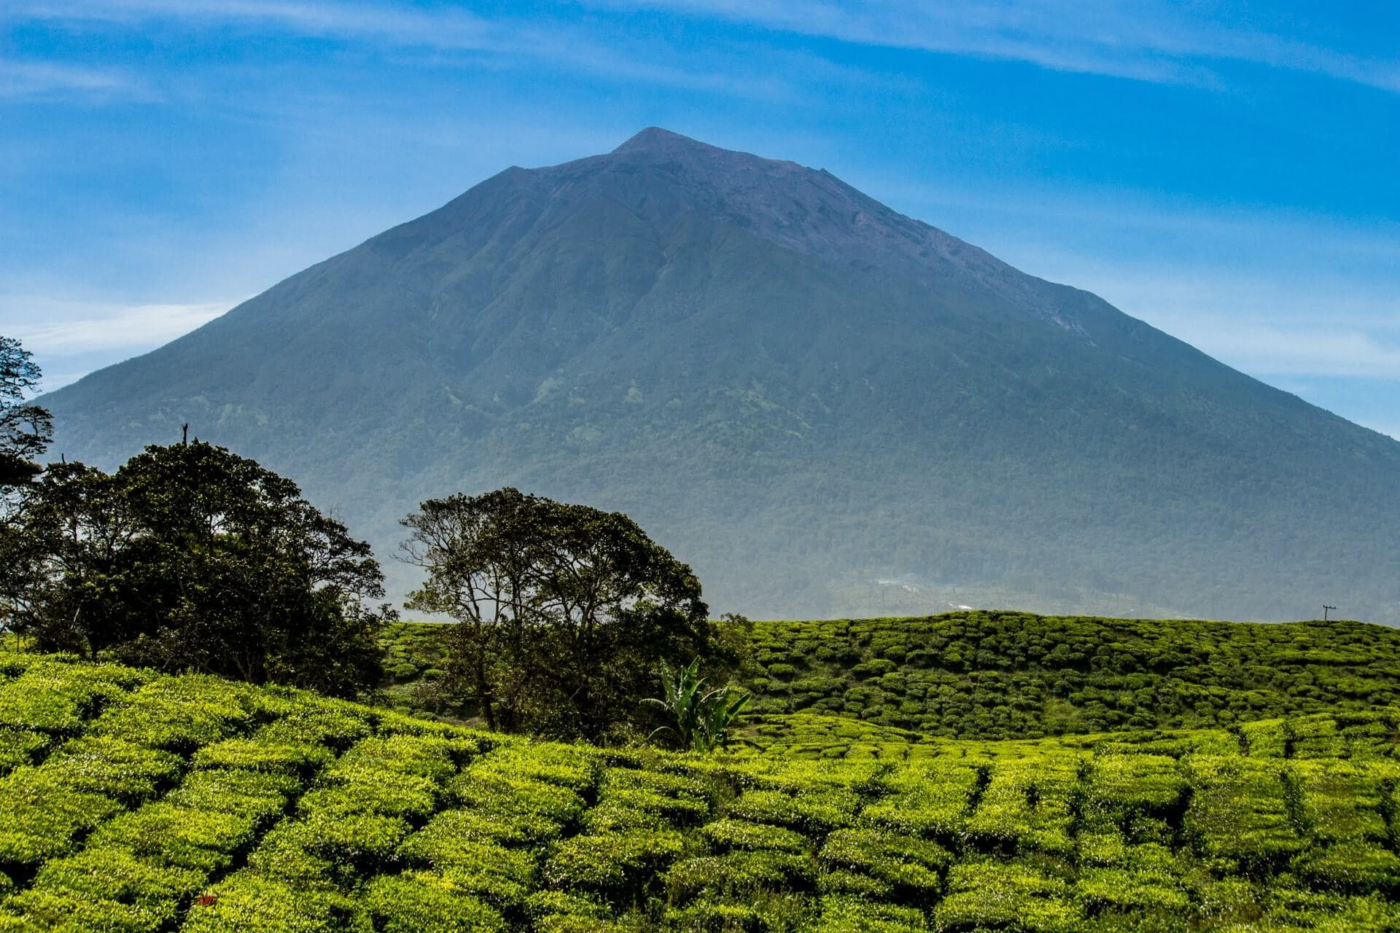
[0,336,53,486]
[400,488,711,739]
[2,441,391,697]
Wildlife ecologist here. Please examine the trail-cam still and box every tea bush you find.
[3,650,1400,930]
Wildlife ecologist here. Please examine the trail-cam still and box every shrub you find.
[330,733,468,783]
[0,729,49,776]
[165,768,298,825]
[813,895,927,932]
[451,770,587,827]
[398,825,535,907]
[27,844,204,905]
[192,736,334,778]
[525,888,616,932]
[250,693,374,750]
[933,860,1078,932]
[601,766,711,801]
[476,744,600,792]
[1073,866,1190,914]
[0,663,145,736]
[45,736,183,804]
[588,788,709,829]
[963,759,1077,857]
[1292,840,1400,895]
[92,676,255,753]
[362,871,506,933]
[700,819,810,853]
[403,805,563,848]
[303,766,438,821]
[0,767,121,869]
[1183,756,1307,874]
[1,886,179,933]
[859,764,980,841]
[727,789,858,835]
[666,851,816,903]
[89,802,260,873]
[664,901,769,932]
[818,829,947,904]
[543,830,684,900]
[181,871,357,933]
[252,810,412,884]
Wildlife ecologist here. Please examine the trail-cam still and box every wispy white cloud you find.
[593,0,1400,92]
[1004,255,1400,382]
[4,0,493,46]
[0,58,147,99]
[4,0,804,101]
[0,298,232,353]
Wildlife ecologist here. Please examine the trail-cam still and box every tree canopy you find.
[0,440,391,697]
[0,336,53,486]
[400,487,711,739]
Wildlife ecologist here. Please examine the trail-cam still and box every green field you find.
[5,638,1400,932]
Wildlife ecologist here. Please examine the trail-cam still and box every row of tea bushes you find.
[738,612,1400,739]
[5,652,1400,930]
[380,613,1400,740]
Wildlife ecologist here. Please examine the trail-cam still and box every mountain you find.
[41,128,1400,622]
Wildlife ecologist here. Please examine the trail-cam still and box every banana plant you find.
[643,658,751,753]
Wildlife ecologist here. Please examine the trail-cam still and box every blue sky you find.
[2,1,1398,437]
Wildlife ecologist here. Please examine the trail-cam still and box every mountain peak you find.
[41,129,1400,624]
[611,126,717,156]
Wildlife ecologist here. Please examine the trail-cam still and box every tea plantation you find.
[384,612,1400,739]
[6,647,1400,931]
[742,612,1400,739]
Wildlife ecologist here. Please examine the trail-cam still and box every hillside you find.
[382,611,1400,739]
[5,651,1400,932]
[39,128,1400,623]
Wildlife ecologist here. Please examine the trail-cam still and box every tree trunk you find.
[476,651,496,731]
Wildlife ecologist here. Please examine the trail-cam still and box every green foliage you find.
[0,728,49,776]
[362,871,506,933]
[192,735,335,779]
[0,335,52,487]
[644,657,751,753]
[386,612,1400,744]
[400,488,711,739]
[732,613,1400,740]
[92,674,256,753]
[3,441,391,697]
[700,818,809,853]
[543,830,686,900]
[90,803,261,874]
[181,872,356,933]
[0,766,121,869]
[44,736,183,804]
[4,652,1400,931]
[934,859,1079,932]
[0,659,150,736]
[165,768,298,824]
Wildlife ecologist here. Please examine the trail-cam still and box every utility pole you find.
[182,423,189,445]
[1323,604,1337,622]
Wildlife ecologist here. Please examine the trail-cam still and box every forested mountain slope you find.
[42,128,1400,621]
